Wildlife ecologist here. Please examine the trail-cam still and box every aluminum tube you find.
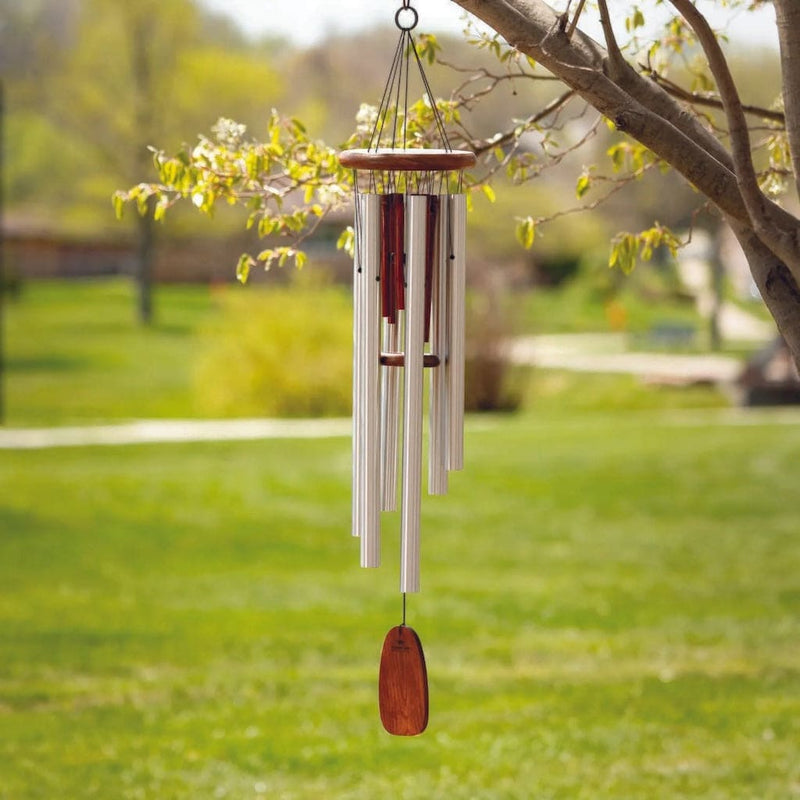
[447,193,467,472]
[380,318,400,511]
[360,193,382,568]
[400,195,426,593]
[351,197,364,539]
[428,194,449,495]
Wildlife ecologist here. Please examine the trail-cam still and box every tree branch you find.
[472,88,576,154]
[644,68,786,125]
[565,0,588,40]
[454,1,752,213]
[445,0,800,361]
[668,0,800,264]
[596,0,626,77]
[450,1,737,186]
[730,219,800,369]
[773,0,800,200]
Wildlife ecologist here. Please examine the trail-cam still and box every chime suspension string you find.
[370,32,407,152]
[402,32,412,150]
[407,31,451,151]
[393,31,410,150]
[369,1,452,156]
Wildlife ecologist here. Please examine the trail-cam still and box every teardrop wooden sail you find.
[338,0,475,735]
[379,626,429,736]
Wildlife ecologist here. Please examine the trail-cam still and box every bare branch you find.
[774,0,800,200]
[529,159,660,228]
[471,88,577,155]
[566,0,588,40]
[450,0,744,211]
[668,0,800,262]
[596,0,626,76]
[644,68,786,125]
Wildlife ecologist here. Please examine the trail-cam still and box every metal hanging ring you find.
[395,4,418,31]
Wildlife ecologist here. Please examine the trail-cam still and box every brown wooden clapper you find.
[378,625,429,736]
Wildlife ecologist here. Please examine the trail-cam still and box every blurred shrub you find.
[194,283,352,417]
[530,252,582,287]
[193,276,523,418]
[464,284,523,412]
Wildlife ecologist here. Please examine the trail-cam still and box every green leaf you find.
[336,227,355,257]
[257,248,275,263]
[515,217,536,250]
[607,144,625,171]
[481,184,497,203]
[112,193,125,221]
[258,216,276,238]
[236,253,255,284]
[576,173,591,199]
[153,196,169,222]
[609,233,637,274]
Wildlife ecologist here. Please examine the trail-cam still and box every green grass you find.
[4,279,218,425]
[523,369,727,412]
[2,411,799,798]
[519,275,701,336]
[5,279,736,427]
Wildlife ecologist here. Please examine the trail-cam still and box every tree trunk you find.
[131,10,157,326]
[135,202,155,325]
[451,0,800,368]
[731,220,800,359]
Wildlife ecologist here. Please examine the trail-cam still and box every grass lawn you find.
[3,279,219,426]
[4,278,731,427]
[2,411,799,798]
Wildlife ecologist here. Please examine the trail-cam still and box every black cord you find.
[409,31,452,150]
[368,1,453,155]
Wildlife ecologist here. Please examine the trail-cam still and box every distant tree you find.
[17,0,283,324]
[117,0,800,365]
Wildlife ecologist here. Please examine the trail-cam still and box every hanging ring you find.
[395,4,418,31]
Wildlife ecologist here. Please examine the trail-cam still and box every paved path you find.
[0,417,351,450]
[0,309,777,450]
[507,333,744,383]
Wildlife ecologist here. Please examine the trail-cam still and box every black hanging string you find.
[368,1,452,155]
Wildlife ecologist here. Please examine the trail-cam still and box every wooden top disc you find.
[339,148,476,172]
[378,625,429,736]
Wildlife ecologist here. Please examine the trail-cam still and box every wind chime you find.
[338,0,475,736]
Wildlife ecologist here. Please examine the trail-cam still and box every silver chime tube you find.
[381,318,400,511]
[353,193,382,567]
[352,196,364,538]
[400,195,427,593]
[428,194,449,495]
[448,193,467,472]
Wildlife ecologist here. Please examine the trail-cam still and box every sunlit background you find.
[2,1,799,798]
